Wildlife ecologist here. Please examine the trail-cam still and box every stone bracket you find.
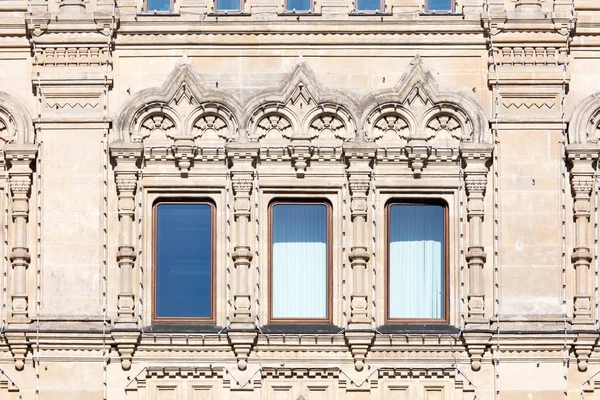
[112,330,141,371]
[344,330,375,371]
[462,331,491,371]
[5,332,29,371]
[574,332,599,372]
[227,331,258,371]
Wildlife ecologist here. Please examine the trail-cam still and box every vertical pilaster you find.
[226,142,259,371]
[462,144,493,329]
[4,144,37,325]
[566,145,599,329]
[343,143,376,372]
[110,141,143,329]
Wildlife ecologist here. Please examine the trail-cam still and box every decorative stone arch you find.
[242,62,359,143]
[358,55,490,146]
[0,92,34,146]
[114,58,243,144]
[568,91,600,145]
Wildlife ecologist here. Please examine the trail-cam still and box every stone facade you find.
[0,0,599,398]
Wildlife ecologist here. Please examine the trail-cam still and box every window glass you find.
[388,203,444,320]
[155,203,213,319]
[287,0,311,11]
[216,0,240,11]
[271,203,328,320]
[146,0,171,12]
[427,0,452,11]
[356,0,380,11]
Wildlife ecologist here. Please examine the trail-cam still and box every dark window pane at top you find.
[217,0,240,11]
[357,0,380,11]
[428,0,451,11]
[146,0,170,11]
[287,0,311,11]
[156,203,212,319]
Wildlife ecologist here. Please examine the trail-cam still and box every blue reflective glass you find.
[356,0,380,11]
[287,0,311,11]
[389,204,444,319]
[272,204,328,319]
[146,0,170,12]
[427,0,451,11]
[216,0,240,11]
[156,203,212,319]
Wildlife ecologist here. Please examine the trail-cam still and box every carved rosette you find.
[567,145,599,331]
[4,144,37,325]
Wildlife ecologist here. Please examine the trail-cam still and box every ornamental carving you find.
[191,113,229,140]
[465,175,487,194]
[8,176,31,195]
[372,113,410,142]
[115,176,137,193]
[425,114,463,141]
[139,113,176,141]
[255,113,293,140]
[572,175,594,194]
[308,114,345,140]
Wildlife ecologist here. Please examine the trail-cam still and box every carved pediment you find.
[362,55,489,146]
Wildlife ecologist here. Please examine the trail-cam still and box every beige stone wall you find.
[0,0,599,398]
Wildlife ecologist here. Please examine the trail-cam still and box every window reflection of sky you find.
[156,203,212,319]
[146,0,170,12]
[427,0,451,11]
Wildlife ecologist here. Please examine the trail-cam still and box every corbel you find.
[461,143,493,329]
[405,145,430,178]
[4,331,29,371]
[112,330,141,371]
[4,144,37,325]
[226,143,260,370]
[343,143,377,371]
[462,331,491,372]
[566,144,600,330]
[171,137,197,174]
[288,139,313,178]
[574,333,598,372]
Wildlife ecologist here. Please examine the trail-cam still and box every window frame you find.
[212,0,244,13]
[152,199,217,323]
[384,199,450,324]
[268,199,333,324]
[352,0,385,14]
[144,0,174,13]
[282,0,314,14]
[424,0,455,13]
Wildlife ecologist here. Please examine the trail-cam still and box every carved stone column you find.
[110,141,143,328]
[226,142,259,371]
[567,145,598,329]
[5,144,37,325]
[110,141,143,371]
[343,143,376,372]
[462,144,493,329]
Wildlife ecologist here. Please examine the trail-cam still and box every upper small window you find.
[269,201,331,323]
[426,0,453,12]
[356,0,382,12]
[153,201,215,322]
[215,0,242,12]
[386,201,447,322]
[285,0,312,12]
[146,0,171,12]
